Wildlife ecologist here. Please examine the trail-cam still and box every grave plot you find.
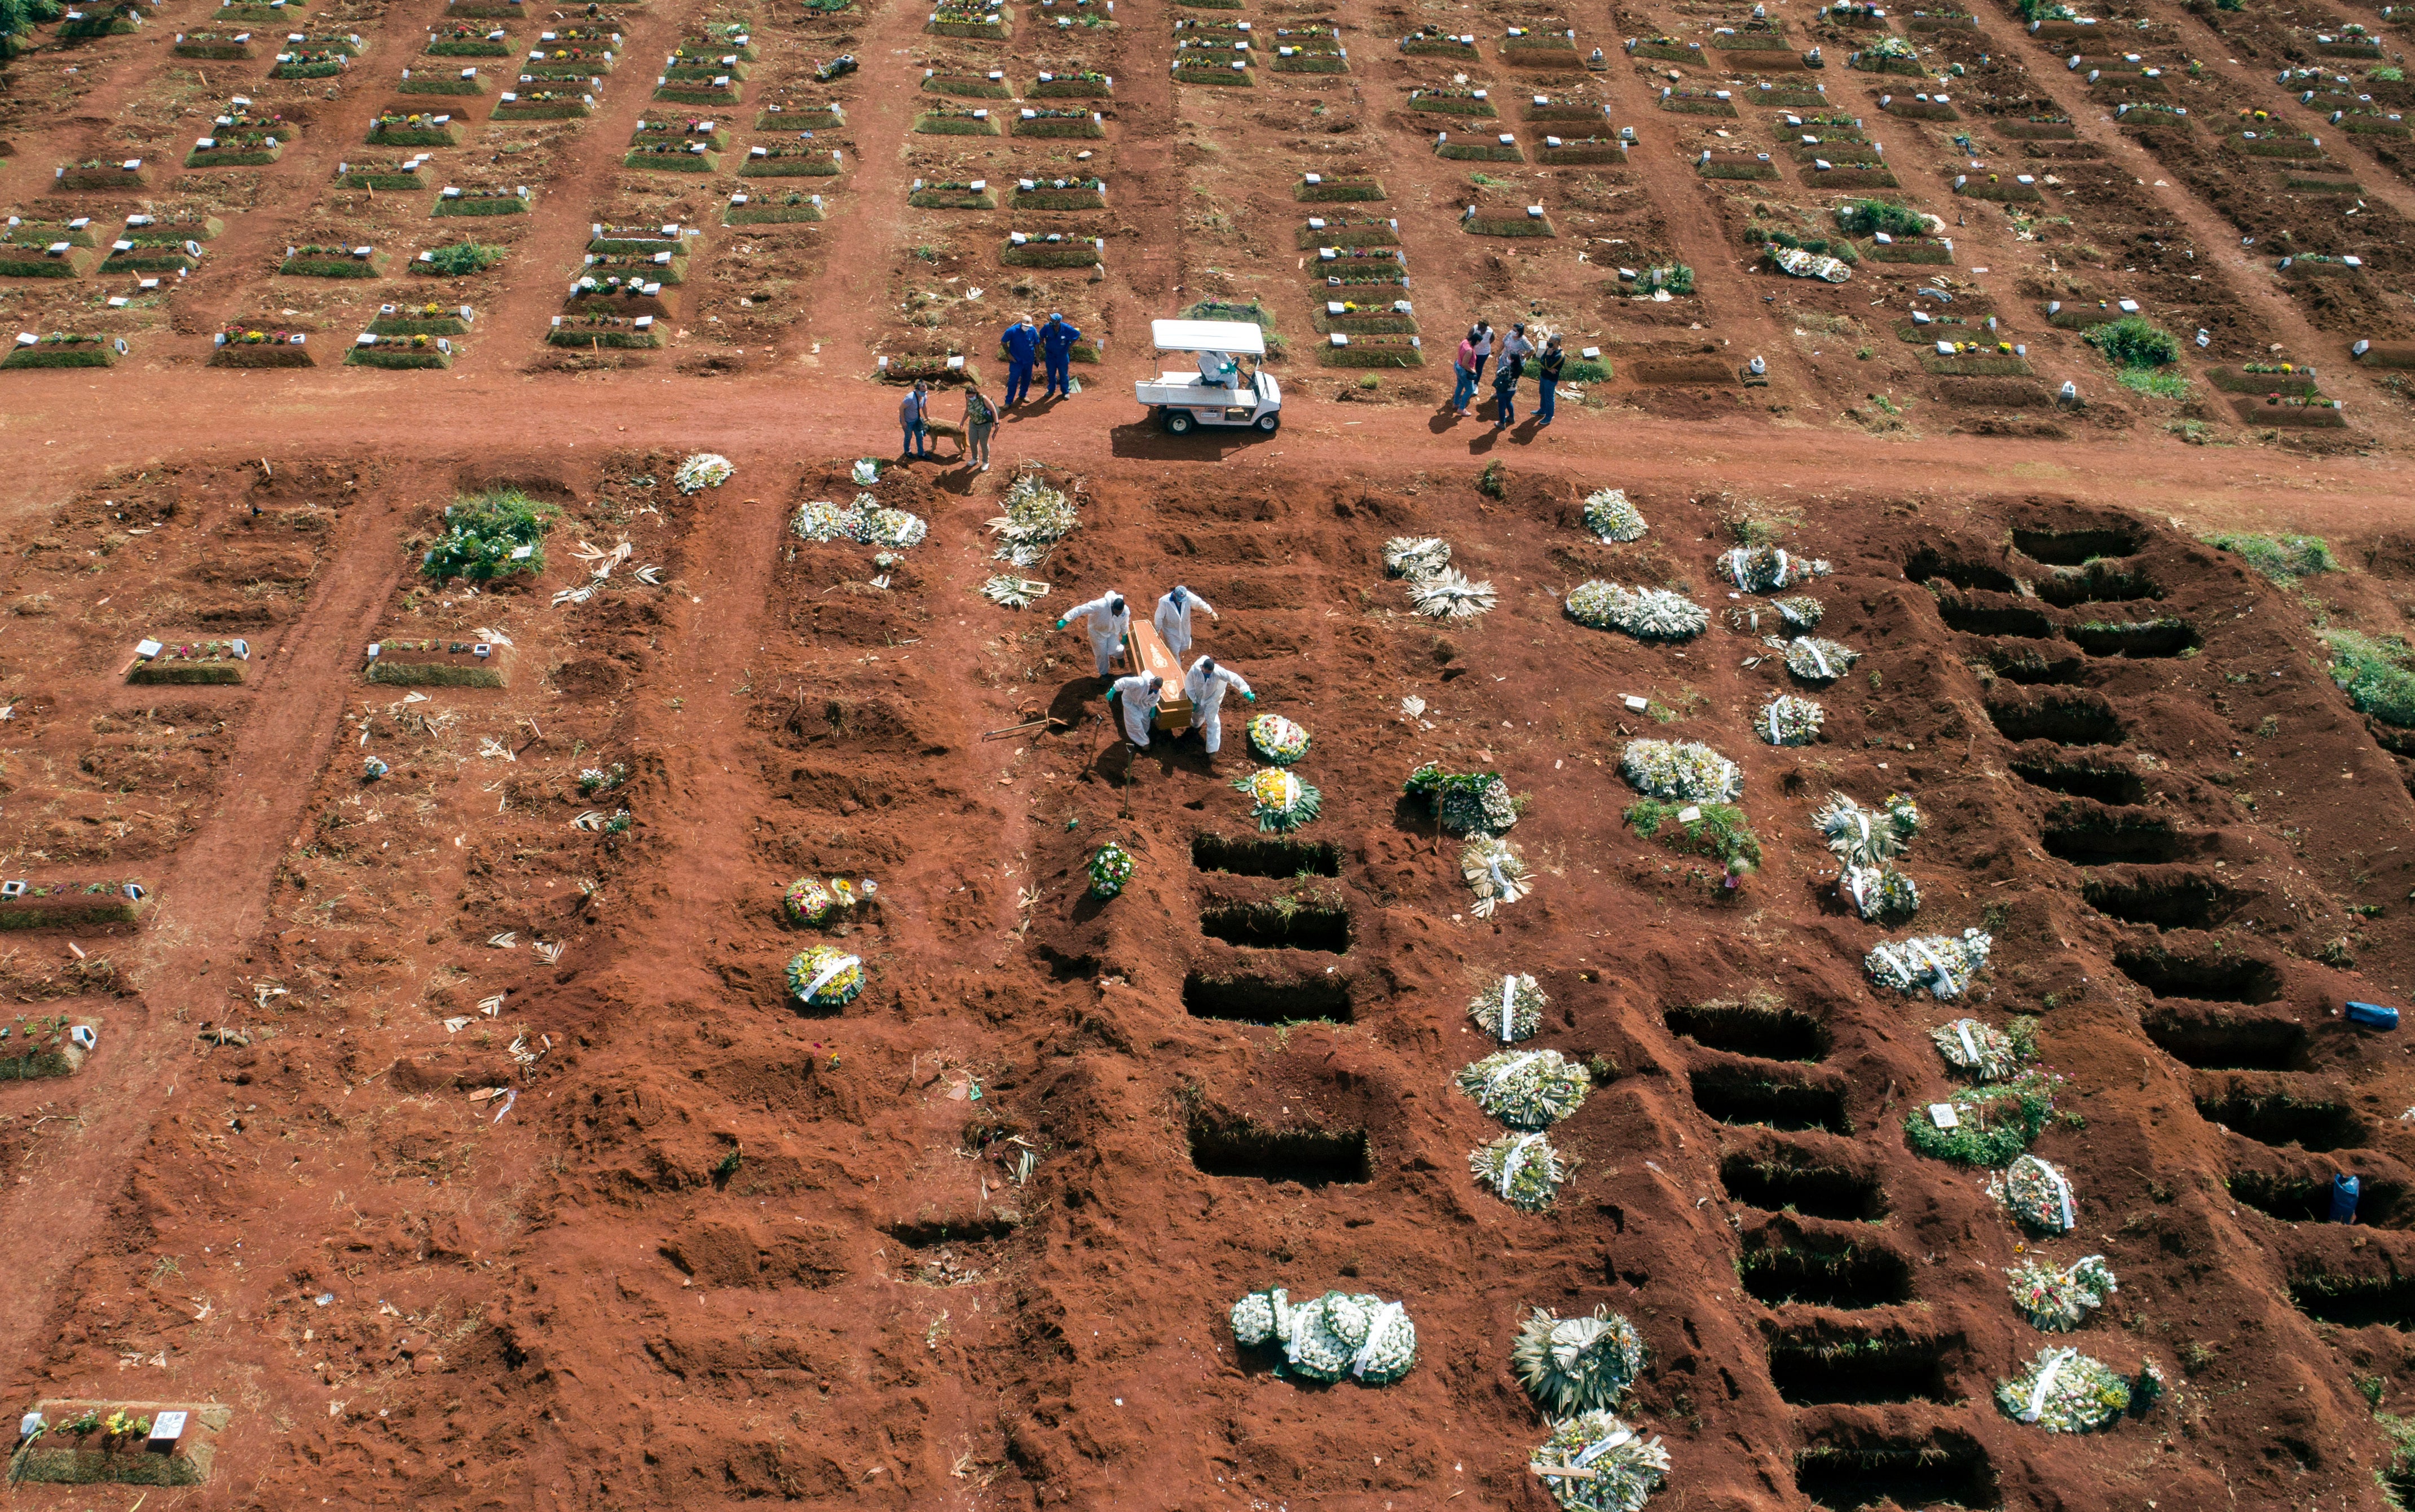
[0,1004,105,1078]
[10,1403,227,1487]
[0,462,348,894]
[675,217,826,370]
[542,222,682,364]
[1172,15,1255,85]
[1297,171,1422,370]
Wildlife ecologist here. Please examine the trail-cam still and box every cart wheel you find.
[1253,411,1281,434]
[1163,409,1196,435]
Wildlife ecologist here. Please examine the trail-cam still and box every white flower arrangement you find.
[1469,972,1546,1042]
[1512,1306,1646,1415]
[1720,544,1830,592]
[1471,1131,1570,1211]
[1230,1286,1417,1385]
[2000,1152,2078,1232]
[672,452,734,493]
[1461,835,1531,916]
[1529,1411,1669,1511]
[2007,1254,2116,1332]
[1996,1346,2148,1432]
[1620,739,1742,802]
[1456,1047,1589,1127]
[1582,486,1647,543]
[1866,928,1992,999]
[1932,1017,2020,1079]
[1783,636,1858,682]
[987,471,1078,565]
[793,492,929,547]
[1566,580,1708,640]
[1381,535,1451,577]
[1757,694,1825,746]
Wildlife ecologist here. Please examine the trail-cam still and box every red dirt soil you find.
[3,0,2415,1506]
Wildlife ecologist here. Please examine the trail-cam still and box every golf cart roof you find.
[1151,318,1266,358]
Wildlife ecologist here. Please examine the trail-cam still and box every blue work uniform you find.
[1041,319,1081,398]
[1001,321,1039,407]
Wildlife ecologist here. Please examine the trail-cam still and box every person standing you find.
[1041,311,1082,399]
[961,382,997,471]
[1183,655,1254,755]
[1001,315,1039,409]
[1492,358,1517,430]
[1451,326,1480,417]
[898,380,932,460]
[1153,584,1218,660]
[1470,321,1495,383]
[1503,322,1535,378]
[1535,334,1565,427]
[1056,590,1130,677]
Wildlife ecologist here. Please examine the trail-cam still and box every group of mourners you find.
[1056,586,1254,757]
[894,312,1086,471]
[1449,319,1566,430]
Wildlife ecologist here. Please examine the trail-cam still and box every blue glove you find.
[1055,618,1068,629]
[1244,691,1257,701]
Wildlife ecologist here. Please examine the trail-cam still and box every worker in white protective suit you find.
[1152,584,1219,662]
[1056,590,1130,678]
[1183,655,1254,755]
[1196,349,1240,387]
[1106,672,1164,747]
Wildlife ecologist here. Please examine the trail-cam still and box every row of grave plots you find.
[0,457,363,1007]
[872,1,1131,390]
[1645,0,2377,434]
[1294,13,1708,403]
[1391,8,1815,403]
[541,6,858,372]
[0,0,848,371]
[2002,0,2415,403]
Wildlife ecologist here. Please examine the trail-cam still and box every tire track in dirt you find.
[1961,5,2392,397]
[0,479,407,1401]
[799,0,953,369]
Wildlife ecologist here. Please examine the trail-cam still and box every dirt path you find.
[0,353,2404,530]
[0,485,406,1395]
[1612,65,1814,402]
[800,0,955,373]
[1099,1,1175,324]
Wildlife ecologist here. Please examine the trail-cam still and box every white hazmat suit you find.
[1183,656,1254,753]
[1108,673,1163,747]
[1153,585,1218,660]
[1058,591,1130,678]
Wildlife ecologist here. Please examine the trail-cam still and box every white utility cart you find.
[1136,318,1282,435]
